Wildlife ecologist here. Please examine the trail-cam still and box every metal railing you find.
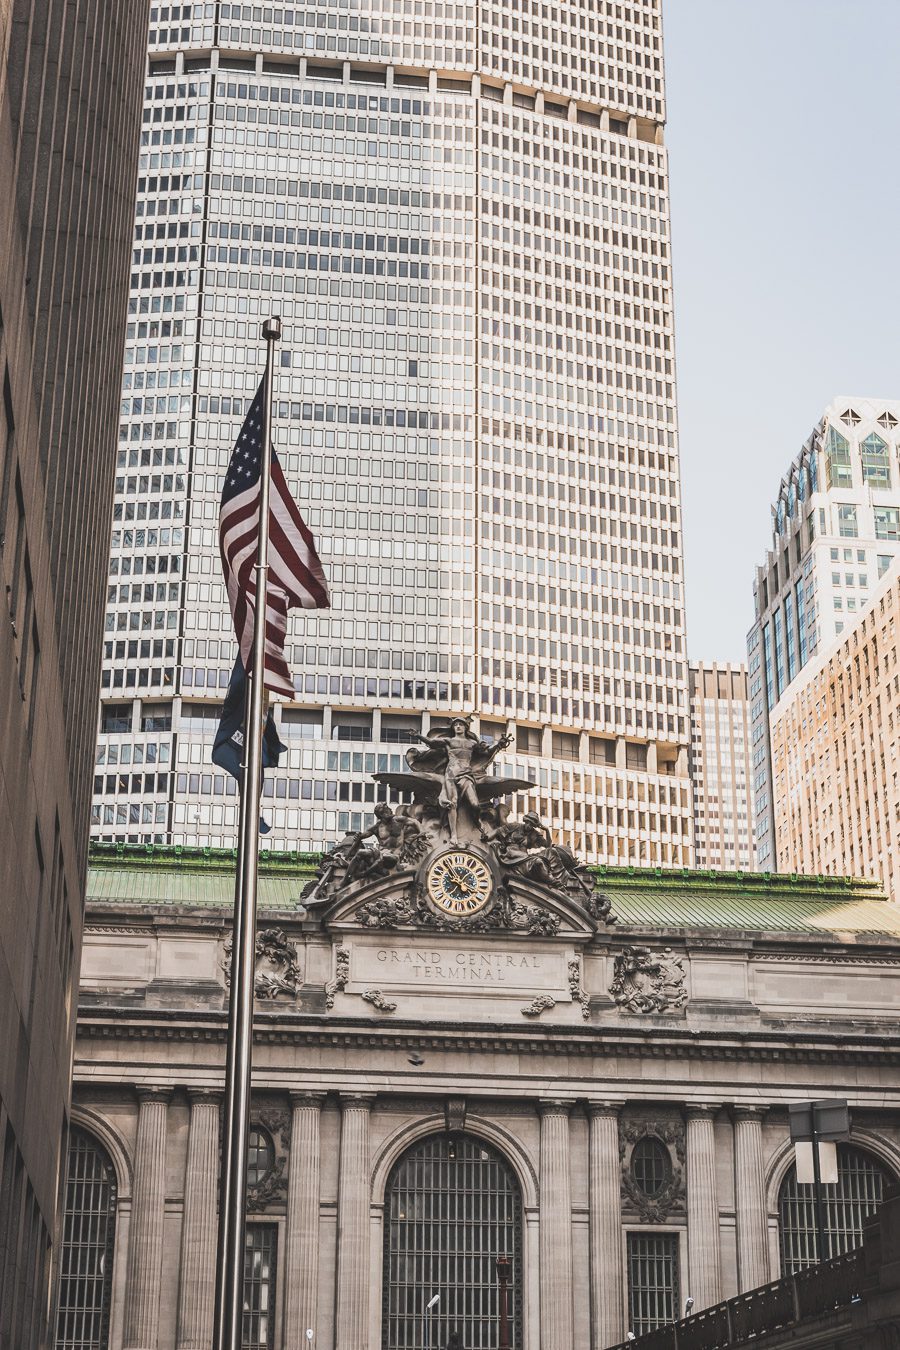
[608,1247,862,1349]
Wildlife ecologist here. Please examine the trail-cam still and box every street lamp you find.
[423,1292,440,1349]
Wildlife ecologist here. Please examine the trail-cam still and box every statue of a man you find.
[406,718,511,840]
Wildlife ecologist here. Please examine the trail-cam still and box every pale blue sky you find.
[663,0,900,663]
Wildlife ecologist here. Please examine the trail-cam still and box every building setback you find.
[748,396,900,869]
[688,663,754,871]
[0,2,147,1344]
[770,561,900,905]
[93,0,693,868]
[65,845,900,1350]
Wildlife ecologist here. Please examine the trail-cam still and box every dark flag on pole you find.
[213,376,329,807]
[219,378,329,697]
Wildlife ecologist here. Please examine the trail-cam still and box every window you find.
[779,1144,886,1274]
[381,713,420,744]
[625,742,648,771]
[281,708,323,739]
[878,555,893,578]
[246,1128,274,1189]
[383,1134,522,1350]
[140,703,171,731]
[875,506,900,541]
[333,714,372,742]
[243,1225,277,1350]
[55,1128,118,1350]
[861,432,890,488]
[552,730,579,761]
[837,505,858,538]
[825,426,852,489]
[630,1137,672,1198]
[589,736,617,766]
[627,1232,679,1334]
[101,704,131,734]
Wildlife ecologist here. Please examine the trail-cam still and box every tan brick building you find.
[770,563,900,902]
[688,664,755,870]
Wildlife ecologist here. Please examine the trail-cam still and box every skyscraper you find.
[0,2,146,1342]
[688,663,755,871]
[94,0,691,867]
[748,396,900,868]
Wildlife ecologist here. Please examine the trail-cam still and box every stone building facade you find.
[66,836,900,1350]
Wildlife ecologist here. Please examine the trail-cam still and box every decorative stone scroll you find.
[521,993,557,1018]
[361,989,397,1013]
[609,945,687,1014]
[324,946,350,1010]
[222,928,301,1000]
[568,957,591,1020]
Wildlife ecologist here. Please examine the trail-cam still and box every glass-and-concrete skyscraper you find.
[93,0,692,866]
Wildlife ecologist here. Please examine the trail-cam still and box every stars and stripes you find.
[219,379,329,697]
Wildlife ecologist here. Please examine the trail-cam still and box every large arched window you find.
[779,1143,886,1274]
[55,1127,118,1350]
[383,1133,523,1349]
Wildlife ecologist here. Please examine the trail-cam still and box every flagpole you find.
[213,314,281,1350]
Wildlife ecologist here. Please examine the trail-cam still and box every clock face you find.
[426,850,493,916]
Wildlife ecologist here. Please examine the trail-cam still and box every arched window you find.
[779,1143,887,1274]
[630,1137,672,1199]
[55,1127,118,1350]
[247,1127,274,1189]
[383,1133,523,1350]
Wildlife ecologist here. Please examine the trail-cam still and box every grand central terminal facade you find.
[61,727,900,1350]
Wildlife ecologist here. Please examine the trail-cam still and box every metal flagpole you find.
[213,315,282,1350]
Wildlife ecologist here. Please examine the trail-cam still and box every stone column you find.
[539,1101,574,1350]
[123,1089,171,1350]
[176,1090,220,1350]
[733,1107,769,1292]
[588,1103,624,1349]
[685,1106,722,1311]
[335,1093,375,1350]
[284,1092,325,1346]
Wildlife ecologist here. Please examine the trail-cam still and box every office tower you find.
[94,0,692,867]
[0,2,147,1343]
[770,562,900,903]
[689,663,754,871]
[748,396,900,869]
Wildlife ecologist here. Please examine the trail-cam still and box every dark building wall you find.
[0,2,147,1344]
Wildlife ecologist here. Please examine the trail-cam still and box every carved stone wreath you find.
[568,957,591,1021]
[609,945,687,1015]
[354,888,560,937]
[619,1118,686,1222]
[521,994,556,1018]
[222,928,301,1000]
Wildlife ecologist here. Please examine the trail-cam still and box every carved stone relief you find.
[324,945,350,1010]
[222,928,301,1000]
[361,988,397,1013]
[619,1116,686,1222]
[521,994,557,1018]
[568,957,590,1020]
[609,945,687,1014]
[247,1106,291,1212]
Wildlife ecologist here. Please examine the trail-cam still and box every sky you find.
[662,0,900,664]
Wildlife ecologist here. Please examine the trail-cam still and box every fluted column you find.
[733,1107,769,1292]
[176,1090,221,1350]
[284,1092,326,1346]
[685,1106,722,1311]
[335,1093,375,1350]
[123,1089,172,1350]
[539,1100,574,1350]
[588,1103,624,1349]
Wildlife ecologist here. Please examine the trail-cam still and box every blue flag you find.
[212,657,287,834]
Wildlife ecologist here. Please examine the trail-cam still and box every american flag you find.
[219,379,329,697]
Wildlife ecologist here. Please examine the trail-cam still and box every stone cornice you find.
[73,1007,900,1068]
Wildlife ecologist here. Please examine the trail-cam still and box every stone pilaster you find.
[284,1092,326,1347]
[539,1100,574,1350]
[335,1093,375,1350]
[123,1089,172,1350]
[733,1107,769,1292]
[588,1103,624,1348]
[685,1106,722,1311]
[176,1091,220,1350]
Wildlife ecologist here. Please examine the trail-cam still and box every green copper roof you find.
[86,845,900,938]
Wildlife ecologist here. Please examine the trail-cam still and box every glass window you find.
[383,1133,522,1350]
[763,624,774,710]
[627,1231,679,1335]
[784,593,797,684]
[878,554,893,578]
[630,1138,672,1198]
[825,426,852,489]
[100,704,131,734]
[779,1145,886,1274]
[625,743,648,771]
[861,432,891,488]
[773,607,785,701]
[875,506,900,541]
[246,1128,274,1189]
[55,1128,118,1350]
[837,505,858,538]
[796,582,808,667]
[243,1225,277,1350]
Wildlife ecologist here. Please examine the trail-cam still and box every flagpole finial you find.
[262,315,281,341]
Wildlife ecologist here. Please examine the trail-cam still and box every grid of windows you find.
[54,1130,117,1350]
[243,1225,277,1350]
[94,1,693,868]
[627,1231,678,1335]
[779,1145,885,1274]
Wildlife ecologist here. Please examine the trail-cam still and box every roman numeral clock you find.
[425,849,495,918]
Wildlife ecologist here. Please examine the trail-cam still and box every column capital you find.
[685,1103,720,1121]
[339,1091,376,1111]
[586,1101,622,1120]
[187,1088,222,1106]
[290,1090,327,1109]
[733,1105,768,1122]
[539,1098,575,1117]
[136,1087,173,1105]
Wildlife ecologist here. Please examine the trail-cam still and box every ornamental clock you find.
[425,850,494,917]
